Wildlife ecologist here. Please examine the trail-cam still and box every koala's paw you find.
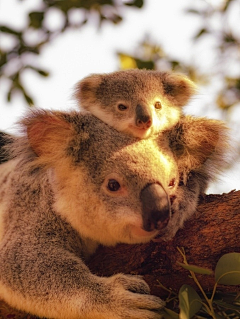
[106,273,165,319]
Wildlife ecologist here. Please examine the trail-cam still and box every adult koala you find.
[0,110,228,319]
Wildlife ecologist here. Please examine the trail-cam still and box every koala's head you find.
[75,69,196,138]
[24,110,179,246]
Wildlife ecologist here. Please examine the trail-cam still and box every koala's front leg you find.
[1,247,164,319]
[99,273,165,319]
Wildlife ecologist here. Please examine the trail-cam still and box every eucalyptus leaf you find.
[161,308,179,319]
[213,299,240,311]
[185,9,203,15]
[7,88,13,102]
[178,262,213,275]
[0,25,21,36]
[25,65,49,77]
[29,11,45,29]
[194,28,209,40]
[215,253,240,285]
[135,58,154,70]
[22,90,34,106]
[179,285,202,319]
[124,0,144,8]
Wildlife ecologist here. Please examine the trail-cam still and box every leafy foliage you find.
[178,285,202,319]
[1,0,239,112]
[118,0,240,114]
[118,37,208,85]
[0,0,143,105]
[160,249,240,319]
[215,253,240,286]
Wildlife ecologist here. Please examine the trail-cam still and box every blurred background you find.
[0,0,239,193]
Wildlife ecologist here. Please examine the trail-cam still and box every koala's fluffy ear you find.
[22,110,74,166]
[75,74,103,110]
[161,73,197,107]
[167,116,230,181]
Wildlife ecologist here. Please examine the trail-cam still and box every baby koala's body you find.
[75,69,196,138]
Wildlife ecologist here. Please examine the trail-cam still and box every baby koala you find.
[75,69,196,139]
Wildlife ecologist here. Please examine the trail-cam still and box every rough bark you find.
[1,190,240,318]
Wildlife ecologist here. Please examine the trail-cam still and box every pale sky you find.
[0,0,239,193]
[0,0,201,130]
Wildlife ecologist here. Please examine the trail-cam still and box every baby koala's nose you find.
[140,183,170,232]
[135,104,152,129]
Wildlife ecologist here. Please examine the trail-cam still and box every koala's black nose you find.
[140,183,170,232]
[136,104,152,129]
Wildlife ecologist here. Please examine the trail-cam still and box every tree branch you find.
[88,190,240,297]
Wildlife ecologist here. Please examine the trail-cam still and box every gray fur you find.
[75,69,196,139]
[0,110,176,318]
[0,110,229,318]
[157,115,230,240]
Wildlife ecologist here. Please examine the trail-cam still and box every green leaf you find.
[7,87,14,102]
[161,307,179,319]
[177,262,213,275]
[23,92,34,106]
[18,84,34,106]
[135,58,154,70]
[111,14,123,25]
[0,51,7,68]
[194,28,209,40]
[29,11,45,29]
[213,299,240,311]
[179,285,202,319]
[221,0,232,12]
[36,69,49,77]
[25,65,49,77]
[0,25,21,36]
[185,9,202,15]
[215,253,240,285]
[170,60,180,69]
[124,0,144,8]
[213,291,240,304]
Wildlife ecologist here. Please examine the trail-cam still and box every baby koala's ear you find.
[75,74,103,110]
[161,72,197,107]
[167,116,230,183]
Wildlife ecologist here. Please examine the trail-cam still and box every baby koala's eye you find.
[154,101,162,110]
[107,179,121,192]
[117,104,128,111]
[168,178,176,189]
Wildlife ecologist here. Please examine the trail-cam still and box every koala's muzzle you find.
[140,183,170,232]
[135,104,152,129]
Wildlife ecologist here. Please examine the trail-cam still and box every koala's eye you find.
[168,178,176,188]
[107,179,121,192]
[118,104,128,111]
[154,101,162,110]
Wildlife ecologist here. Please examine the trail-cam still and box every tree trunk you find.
[1,190,240,318]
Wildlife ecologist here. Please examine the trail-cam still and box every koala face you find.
[75,69,196,138]
[24,111,179,246]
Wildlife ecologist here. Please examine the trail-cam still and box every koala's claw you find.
[111,273,151,294]
[106,274,165,319]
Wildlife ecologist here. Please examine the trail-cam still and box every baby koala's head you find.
[75,69,196,138]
